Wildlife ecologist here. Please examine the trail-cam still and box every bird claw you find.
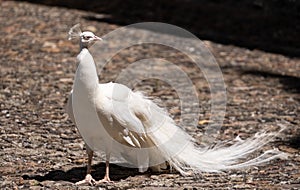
[96,176,113,184]
[75,174,96,186]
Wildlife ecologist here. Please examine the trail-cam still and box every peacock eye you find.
[84,36,92,40]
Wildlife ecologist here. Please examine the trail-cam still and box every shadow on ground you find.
[22,163,140,183]
[287,133,300,150]
[18,0,300,57]
[242,70,300,95]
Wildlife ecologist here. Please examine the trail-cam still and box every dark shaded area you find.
[242,70,300,95]
[287,134,300,150]
[18,0,300,57]
[279,76,300,95]
[22,163,140,183]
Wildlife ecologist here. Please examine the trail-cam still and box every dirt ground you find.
[0,1,299,189]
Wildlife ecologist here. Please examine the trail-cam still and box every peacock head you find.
[68,24,102,49]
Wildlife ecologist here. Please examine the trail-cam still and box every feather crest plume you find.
[68,23,82,40]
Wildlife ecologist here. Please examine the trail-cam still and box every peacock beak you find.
[94,36,103,41]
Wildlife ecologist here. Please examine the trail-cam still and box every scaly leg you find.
[75,145,96,185]
[97,152,112,183]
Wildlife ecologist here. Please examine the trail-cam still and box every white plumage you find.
[66,24,287,185]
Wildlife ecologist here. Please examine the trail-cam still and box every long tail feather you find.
[151,114,286,174]
[131,92,288,175]
[151,121,287,175]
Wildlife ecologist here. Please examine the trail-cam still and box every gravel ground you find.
[0,1,299,189]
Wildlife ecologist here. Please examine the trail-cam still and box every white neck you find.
[74,48,99,93]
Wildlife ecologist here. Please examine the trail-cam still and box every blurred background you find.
[19,0,300,57]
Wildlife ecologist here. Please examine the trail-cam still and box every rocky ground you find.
[0,1,299,189]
